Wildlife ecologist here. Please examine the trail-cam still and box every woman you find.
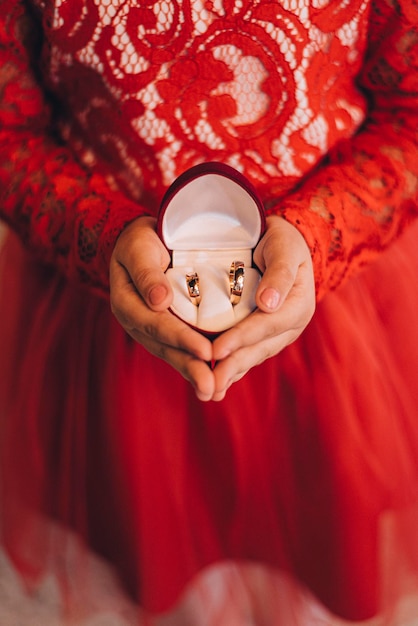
[0,0,417,623]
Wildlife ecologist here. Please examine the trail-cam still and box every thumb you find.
[114,217,173,312]
[137,263,173,311]
[256,261,297,313]
[254,217,305,313]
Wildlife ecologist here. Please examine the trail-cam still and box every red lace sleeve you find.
[0,2,148,296]
[267,0,418,301]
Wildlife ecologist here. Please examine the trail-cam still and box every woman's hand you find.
[109,216,216,401]
[211,215,316,401]
[110,215,315,402]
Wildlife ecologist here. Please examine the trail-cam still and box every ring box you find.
[157,162,266,335]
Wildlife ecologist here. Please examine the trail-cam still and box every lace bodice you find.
[36,0,370,202]
[0,0,417,297]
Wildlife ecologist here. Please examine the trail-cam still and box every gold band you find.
[229,261,245,305]
[186,272,201,306]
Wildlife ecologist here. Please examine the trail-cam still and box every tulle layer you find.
[1,224,418,624]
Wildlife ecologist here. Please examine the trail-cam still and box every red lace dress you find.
[0,0,417,623]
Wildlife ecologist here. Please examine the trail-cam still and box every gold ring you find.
[229,261,245,305]
[186,272,201,306]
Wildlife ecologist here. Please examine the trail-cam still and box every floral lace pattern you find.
[0,0,417,296]
[0,3,144,294]
[38,0,369,202]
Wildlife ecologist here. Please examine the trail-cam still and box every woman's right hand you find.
[109,216,216,401]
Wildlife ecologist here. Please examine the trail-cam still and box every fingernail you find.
[260,287,280,310]
[149,284,168,305]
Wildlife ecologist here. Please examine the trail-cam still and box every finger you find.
[212,284,308,361]
[125,324,216,401]
[256,261,298,313]
[111,261,213,362]
[111,262,216,399]
[254,223,306,314]
[213,327,299,397]
[114,217,173,311]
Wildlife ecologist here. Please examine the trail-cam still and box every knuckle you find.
[264,319,283,340]
[131,266,157,292]
[275,262,295,286]
[142,316,163,342]
[155,343,168,361]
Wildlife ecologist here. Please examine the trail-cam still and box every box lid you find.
[158,162,265,251]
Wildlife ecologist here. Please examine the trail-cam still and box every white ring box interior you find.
[158,163,266,335]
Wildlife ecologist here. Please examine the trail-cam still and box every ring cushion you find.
[158,163,266,334]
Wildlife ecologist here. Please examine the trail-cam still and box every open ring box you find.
[157,162,266,335]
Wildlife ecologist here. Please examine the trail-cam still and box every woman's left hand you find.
[211,215,316,401]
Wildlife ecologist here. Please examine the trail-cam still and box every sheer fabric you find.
[3,223,418,624]
[0,0,418,624]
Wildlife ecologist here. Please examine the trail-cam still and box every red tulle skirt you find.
[1,224,418,624]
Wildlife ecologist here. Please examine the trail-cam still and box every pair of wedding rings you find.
[186,261,245,306]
